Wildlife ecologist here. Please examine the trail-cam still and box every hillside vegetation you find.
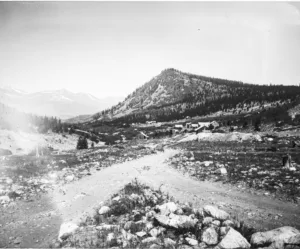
[91,68,300,125]
[0,102,63,133]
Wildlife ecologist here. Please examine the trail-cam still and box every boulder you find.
[285,234,300,245]
[251,226,300,247]
[65,175,75,182]
[203,205,230,221]
[203,217,213,226]
[99,206,111,215]
[158,202,178,215]
[155,214,198,229]
[218,228,250,249]
[186,237,198,246]
[201,227,218,245]
[58,222,79,241]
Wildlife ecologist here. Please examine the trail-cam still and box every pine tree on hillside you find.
[76,136,88,150]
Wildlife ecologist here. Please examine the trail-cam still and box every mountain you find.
[0,87,123,119]
[91,68,300,124]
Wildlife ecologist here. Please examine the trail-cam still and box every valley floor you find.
[1,147,300,247]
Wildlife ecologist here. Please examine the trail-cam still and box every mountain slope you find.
[0,87,123,119]
[91,68,300,123]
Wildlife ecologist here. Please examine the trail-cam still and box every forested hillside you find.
[90,68,300,125]
[0,102,64,133]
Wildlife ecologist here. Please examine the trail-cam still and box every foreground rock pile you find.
[56,181,300,249]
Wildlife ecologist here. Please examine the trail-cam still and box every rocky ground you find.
[57,180,300,249]
[0,142,156,205]
[168,137,300,203]
[1,132,300,248]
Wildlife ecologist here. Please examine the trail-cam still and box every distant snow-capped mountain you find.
[0,87,123,119]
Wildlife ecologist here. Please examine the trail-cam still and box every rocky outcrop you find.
[251,226,300,248]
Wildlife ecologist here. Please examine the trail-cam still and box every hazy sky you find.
[1,2,300,98]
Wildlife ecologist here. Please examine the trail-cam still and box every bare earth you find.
[1,149,300,247]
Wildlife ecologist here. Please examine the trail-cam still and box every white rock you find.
[222,220,234,227]
[164,238,176,247]
[98,206,111,215]
[158,202,178,215]
[112,196,120,201]
[203,217,213,225]
[186,237,198,246]
[149,227,165,237]
[136,231,147,237]
[106,232,115,242]
[65,175,75,182]
[218,228,250,249]
[250,226,300,247]
[58,222,79,241]
[48,172,58,179]
[216,168,227,175]
[155,214,198,229]
[203,161,214,167]
[201,227,218,245]
[203,205,230,221]
[0,196,10,204]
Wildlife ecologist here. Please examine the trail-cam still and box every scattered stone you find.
[65,175,75,182]
[216,168,227,175]
[158,202,178,215]
[155,213,198,229]
[58,222,79,241]
[212,220,221,227]
[150,227,165,237]
[136,231,147,237]
[186,237,198,246]
[251,226,300,247]
[164,237,176,247]
[99,206,111,215]
[218,228,250,249]
[201,227,218,245]
[203,205,230,221]
[203,217,213,225]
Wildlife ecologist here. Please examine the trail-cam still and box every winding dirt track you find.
[1,149,300,248]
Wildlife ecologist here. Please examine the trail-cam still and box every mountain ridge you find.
[0,87,123,119]
[90,68,300,124]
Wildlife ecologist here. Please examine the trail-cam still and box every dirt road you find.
[1,149,300,247]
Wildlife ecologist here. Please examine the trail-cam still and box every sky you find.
[1,1,300,98]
